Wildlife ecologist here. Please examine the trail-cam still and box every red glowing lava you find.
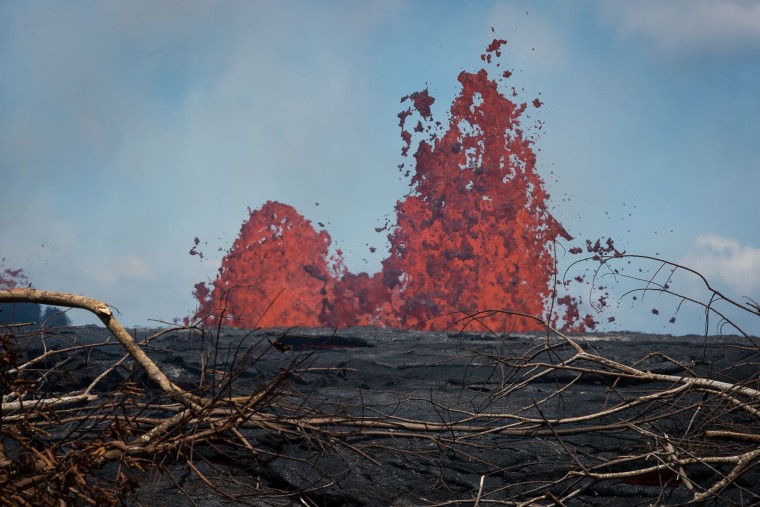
[194,201,334,328]
[193,40,593,332]
[0,262,28,290]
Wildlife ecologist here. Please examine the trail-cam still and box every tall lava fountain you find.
[193,40,592,332]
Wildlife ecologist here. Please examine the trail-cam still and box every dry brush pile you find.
[0,255,758,506]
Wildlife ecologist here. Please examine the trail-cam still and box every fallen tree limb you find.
[0,289,205,412]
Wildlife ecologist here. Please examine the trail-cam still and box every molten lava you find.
[194,201,334,328]
[0,262,27,290]
[194,40,593,332]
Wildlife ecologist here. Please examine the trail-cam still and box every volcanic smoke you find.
[193,40,594,332]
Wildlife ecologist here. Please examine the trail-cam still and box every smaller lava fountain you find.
[193,39,594,332]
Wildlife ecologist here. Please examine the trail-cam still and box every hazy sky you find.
[2,1,759,334]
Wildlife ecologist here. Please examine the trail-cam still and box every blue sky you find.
[1,1,758,334]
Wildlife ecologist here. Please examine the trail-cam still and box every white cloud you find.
[680,234,760,298]
[599,0,760,56]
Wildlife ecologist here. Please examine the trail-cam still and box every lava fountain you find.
[193,39,593,332]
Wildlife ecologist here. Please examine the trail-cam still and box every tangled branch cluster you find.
[0,256,758,506]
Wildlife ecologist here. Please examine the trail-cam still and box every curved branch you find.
[0,288,204,410]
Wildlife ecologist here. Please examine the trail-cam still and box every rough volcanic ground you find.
[7,326,760,506]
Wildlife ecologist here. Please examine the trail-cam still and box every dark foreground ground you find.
[5,325,760,506]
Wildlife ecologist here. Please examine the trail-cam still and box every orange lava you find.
[0,264,26,290]
[194,201,334,328]
[194,40,593,332]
